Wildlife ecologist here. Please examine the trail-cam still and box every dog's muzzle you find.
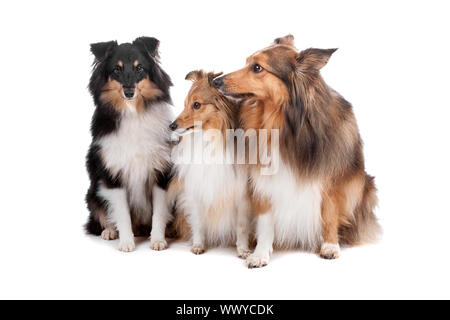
[123,87,135,99]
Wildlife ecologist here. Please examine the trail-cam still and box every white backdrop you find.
[1,0,449,299]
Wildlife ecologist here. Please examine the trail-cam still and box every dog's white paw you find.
[118,238,135,252]
[246,253,270,269]
[191,244,205,255]
[319,242,340,260]
[150,239,168,251]
[237,247,252,259]
[101,228,118,240]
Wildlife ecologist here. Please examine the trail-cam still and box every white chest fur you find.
[251,161,323,250]
[173,133,247,245]
[178,162,240,208]
[173,132,244,206]
[97,103,172,210]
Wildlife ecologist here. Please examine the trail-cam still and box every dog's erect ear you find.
[133,37,160,60]
[296,48,337,72]
[274,34,295,47]
[90,41,118,62]
[185,70,205,82]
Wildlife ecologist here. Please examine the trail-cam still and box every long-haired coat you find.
[85,37,173,252]
[168,70,252,258]
[213,35,380,268]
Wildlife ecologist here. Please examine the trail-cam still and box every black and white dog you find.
[85,37,173,252]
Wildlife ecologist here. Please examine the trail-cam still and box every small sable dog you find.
[168,70,252,258]
[85,37,173,252]
[214,35,381,268]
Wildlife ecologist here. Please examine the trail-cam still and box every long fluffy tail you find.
[340,174,382,246]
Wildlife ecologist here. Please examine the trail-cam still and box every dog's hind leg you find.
[97,208,118,240]
[85,190,118,240]
[150,185,170,251]
[319,191,341,259]
[98,185,135,252]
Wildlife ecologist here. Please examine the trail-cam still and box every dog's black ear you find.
[185,70,205,81]
[296,48,337,72]
[90,41,118,62]
[274,34,295,48]
[133,37,160,60]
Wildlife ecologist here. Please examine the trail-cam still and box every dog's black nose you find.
[169,122,178,131]
[212,77,224,89]
[124,88,135,98]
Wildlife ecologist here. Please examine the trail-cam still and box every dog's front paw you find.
[237,247,252,259]
[191,244,205,255]
[246,253,270,268]
[101,228,118,240]
[118,238,136,252]
[150,239,168,251]
[319,243,340,260]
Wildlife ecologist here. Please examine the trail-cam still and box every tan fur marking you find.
[136,77,163,101]
[251,192,271,216]
[89,202,116,232]
[100,78,125,110]
[321,185,344,244]
[321,172,379,246]
[167,178,192,240]
[205,192,237,227]
[97,207,113,230]
[171,211,192,241]
[100,77,162,112]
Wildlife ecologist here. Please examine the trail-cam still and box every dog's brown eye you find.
[136,65,144,73]
[252,64,263,73]
[193,102,201,110]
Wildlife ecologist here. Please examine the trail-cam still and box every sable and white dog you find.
[214,35,381,268]
[168,70,252,258]
[85,37,173,252]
